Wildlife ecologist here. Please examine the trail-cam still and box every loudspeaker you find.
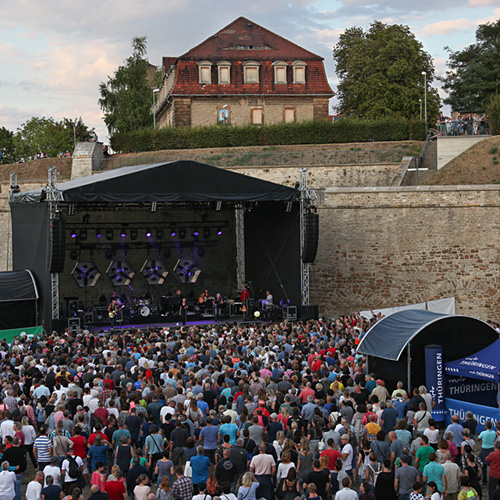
[299,305,319,320]
[51,318,65,333]
[49,219,66,273]
[302,211,319,263]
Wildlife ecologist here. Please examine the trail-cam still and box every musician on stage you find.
[213,293,224,322]
[241,283,250,319]
[198,289,212,313]
[108,298,119,327]
[179,297,188,326]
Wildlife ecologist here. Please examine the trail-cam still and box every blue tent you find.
[444,338,500,383]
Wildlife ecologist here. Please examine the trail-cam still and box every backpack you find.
[67,455,81,479]
[368,463,382,486]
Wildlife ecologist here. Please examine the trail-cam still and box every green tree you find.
[14,116,93,158]
[333,21,440,124]
[0,127,16,164]
[488,94,500,135]
[441,19,500,112]
[98,36,161,136]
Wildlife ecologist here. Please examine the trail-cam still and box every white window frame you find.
[217,61,231,85]
[198,61,212,84]
[292,61,306,84]
[272,61,288,84]
[243,61,260,84]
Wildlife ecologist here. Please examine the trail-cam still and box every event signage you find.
[445,397,500,433]
[445,375,497,407]
[425,344,445,421]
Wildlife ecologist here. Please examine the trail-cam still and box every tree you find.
[99,36,161,136]
[333,21,440,124]
[14,116,93,159]
[0,127,16,164]
[488,94,500,135]
[441,19,500,113]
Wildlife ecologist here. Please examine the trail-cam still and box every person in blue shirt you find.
[190,445,211,487]
[199,417,219,464]
[219,416,238,445]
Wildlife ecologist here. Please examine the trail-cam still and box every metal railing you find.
[98,147,418,172]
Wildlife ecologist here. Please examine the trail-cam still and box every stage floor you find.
[86,315,262,333]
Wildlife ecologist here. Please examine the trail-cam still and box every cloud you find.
[419,18,474,37]
[468,0,497,5]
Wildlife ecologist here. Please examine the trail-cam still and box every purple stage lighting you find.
[146,231,152,237]
[217,230,223,236]
[71,232,77,238]
[193,231,199,237]
[96,232,101,238]
[121,232,126,238]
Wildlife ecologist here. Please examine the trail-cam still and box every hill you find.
[0,157,72,182]
[425,136,500,185]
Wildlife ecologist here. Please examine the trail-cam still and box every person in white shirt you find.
[192,482,212,500]
[335,476,358,499]
[340,434,353,472]
[43,457,62,486]
[0,461,16,500]
[26,471,44,500]
[0,414,15,442]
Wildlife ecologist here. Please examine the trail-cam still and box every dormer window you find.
[272,61,288,84]
[217,61,231,85]
[243,61,260,84]
[292,61,306,84]
[198,61,212,84]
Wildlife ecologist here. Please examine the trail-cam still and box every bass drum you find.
[140,306,151,317]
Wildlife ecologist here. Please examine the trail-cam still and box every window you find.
[250,107,263,125]
[284,107,295,123]
[243,61,260,84]
[217,61,231,84]
[198,61,212,84]
[217,106,230,125]
[273,61,288,84]
[292,61,306,84]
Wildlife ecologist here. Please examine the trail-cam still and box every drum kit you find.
[131,297,157,317]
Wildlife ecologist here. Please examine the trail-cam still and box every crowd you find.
[436,114,489,136]
[0,316,499,500]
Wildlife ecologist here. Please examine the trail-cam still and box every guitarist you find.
[108,298,121,327]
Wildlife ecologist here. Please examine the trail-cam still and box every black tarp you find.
[12,160,299,203]
[357,310,499,390]
[0,270,38,301]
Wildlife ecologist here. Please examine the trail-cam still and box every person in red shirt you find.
[13,422,25,446]
[487,441,500,498]
[71,425,88,480]
[105,470,127,500]
[88,423,107,446]
[94,401,109,427]
[320,438,340,471]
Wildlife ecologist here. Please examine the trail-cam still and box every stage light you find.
[71,232,77,238]
[146,231,152,237]
[179,228,186,239]
[68,204,76,216]
[217,227,223,236]
[193,231,199,237]
[131,229,138,240]
[80,230,87,241]
[156,229,164,239]
[203,228,211,239]
[121,231,126,238]
[106,230,114,241]
[170,228,176,237]
[96,230,102,238]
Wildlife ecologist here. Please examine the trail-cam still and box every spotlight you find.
[170,228,176,237]
[96,230,102,238]
[156,229,164,240]
[106,230,114,241]
[68,204,76,216]
[131,229,138,240]
[193,231,199,237]
[146,231,152,237]
[121,231,126,238]
[203,228,211,239]
[80,230,87,241]
[71,232,77,239]
[179,228,186,239]
[217,227,223,236]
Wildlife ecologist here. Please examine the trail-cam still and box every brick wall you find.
[311,186,500,322]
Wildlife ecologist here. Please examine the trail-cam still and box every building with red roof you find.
[155,17,333,128]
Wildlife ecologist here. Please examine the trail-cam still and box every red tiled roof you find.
[180,16,324,61]
[171,59,333,96]
[162,57,177,75]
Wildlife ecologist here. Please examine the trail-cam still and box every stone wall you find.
[311,186,500,322]
[437,135,490,169]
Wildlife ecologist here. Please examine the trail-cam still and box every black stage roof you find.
[12,160,299,204]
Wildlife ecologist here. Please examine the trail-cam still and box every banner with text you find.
[445,398,500,432]
[425,345,445,422]
[446,375,498,407]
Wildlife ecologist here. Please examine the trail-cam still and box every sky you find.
[0,0,499,145]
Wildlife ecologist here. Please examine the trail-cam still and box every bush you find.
[110,117,427,153]
[487,95,500,136]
